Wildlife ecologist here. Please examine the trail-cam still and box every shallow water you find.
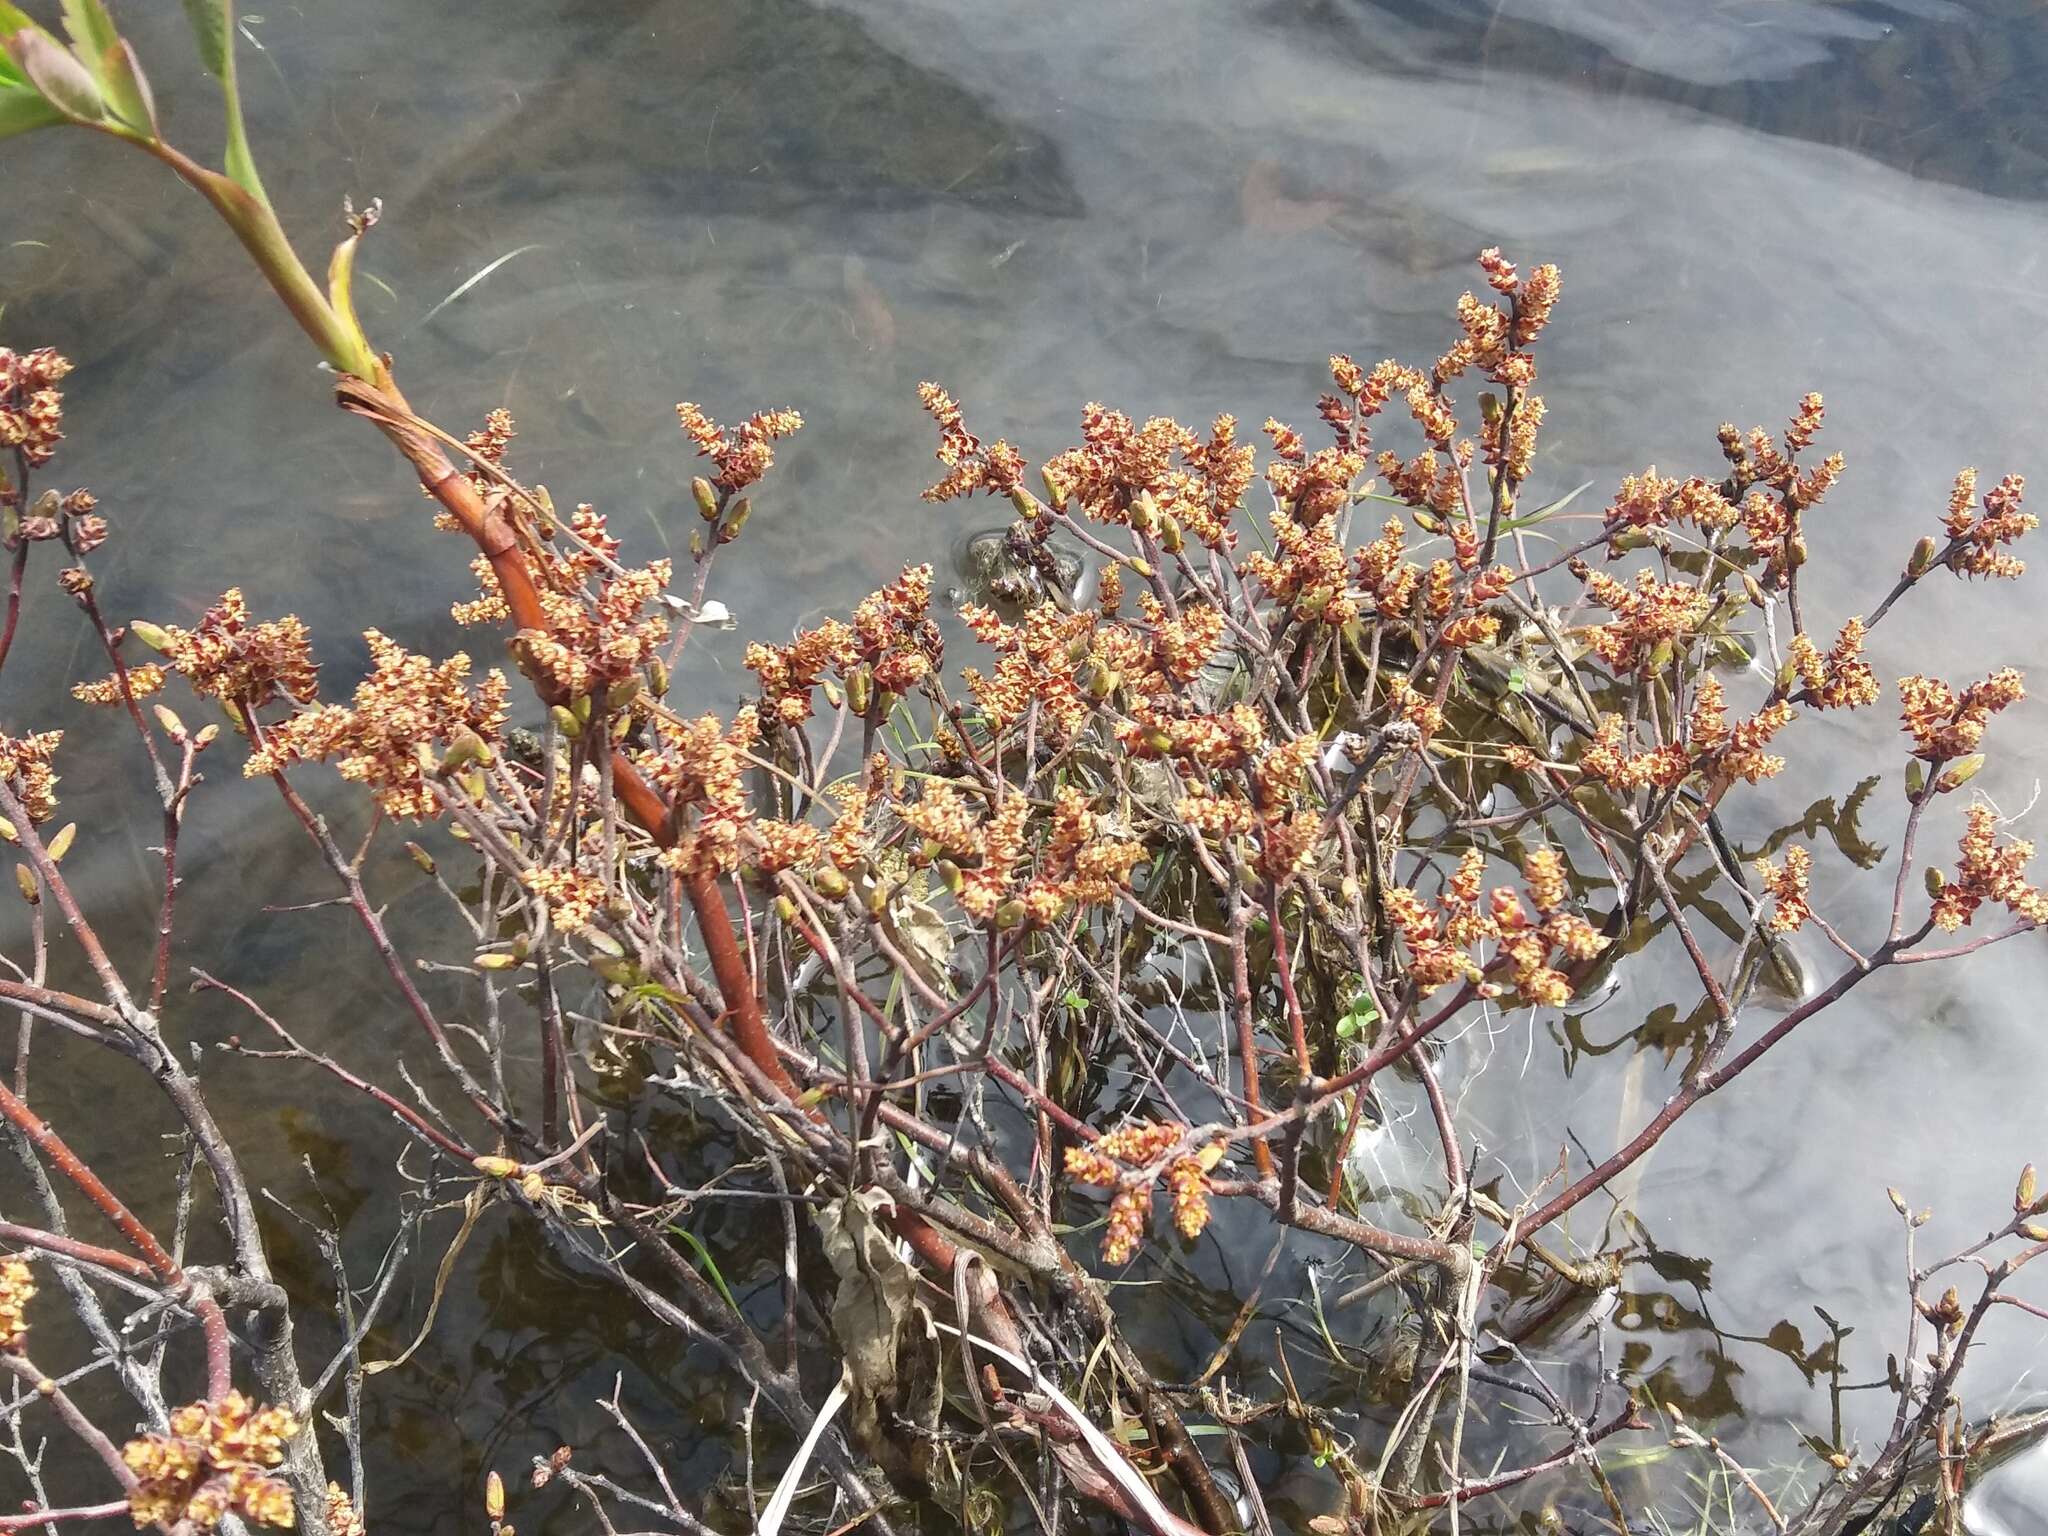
[6,0,2048,1529]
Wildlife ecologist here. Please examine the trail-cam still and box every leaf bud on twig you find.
[691,476,720,521]
[1935,754,1984,793]
[717,497,752,544]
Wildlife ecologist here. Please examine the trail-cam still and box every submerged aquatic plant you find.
[0,6,2043,1536]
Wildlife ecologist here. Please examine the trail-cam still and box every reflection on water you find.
[6,0,2048,1527]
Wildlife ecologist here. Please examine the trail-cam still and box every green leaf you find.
[180,0,230,77]
[0,80,61,138]
[0,3,37,46]
[6,27,103,120]
[97,37,154,135]
[666,1225,739,1314]
[59,0,116,59]
[1335,992,1380,1041]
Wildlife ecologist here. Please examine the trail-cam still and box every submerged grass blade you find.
[413,243,543,330]
[756,1374,849,1536]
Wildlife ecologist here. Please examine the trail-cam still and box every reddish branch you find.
[0,1077,230,1398]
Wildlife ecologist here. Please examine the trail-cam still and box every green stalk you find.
[142,136,380,380]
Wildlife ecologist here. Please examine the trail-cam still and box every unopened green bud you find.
[1907,536,1940,578]
[1925,866,1946,898]
[935,858,963,895]
[691,476,720,520]
[1009,485,1037,520]
[194,724,219,749]
[812,865,849,899]
[406,841,436,875]
[1936,755,1985,792]
[1082,658,1117,700]
[1040,465,1068,510]
[717,497,752,544]
[607,676,643,711]
[1906,760,1926,798]
[1130,490,1160,535]
[442,726,492,770]
[550,705,583,740]
[773,894,798,923]
[1159,514,1184,554]
[583,928,624,959]
[46,823,74,863]
[847,667,872,716]
[649,657,670,698]
[475,952,521,971]
[129,620,171,652]
[14,865,37,904]
[994,899,1028,930]
[1126,556,1155,580]
[154,704,187,741]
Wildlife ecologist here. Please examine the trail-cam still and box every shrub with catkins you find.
[3,188,2045,1532]
[122,1395,299,1532]
[0,1255,33,1350]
